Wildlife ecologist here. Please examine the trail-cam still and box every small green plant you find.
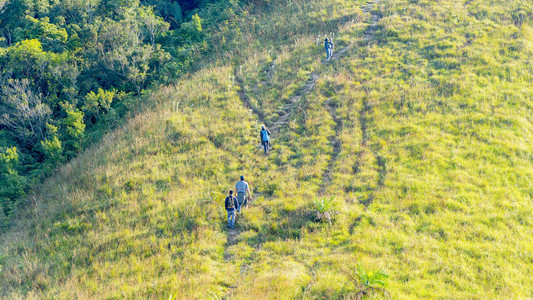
[314,196,335,224]
[346,264,390,299]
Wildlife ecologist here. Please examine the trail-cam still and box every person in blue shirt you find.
[260,125,271,155]
[225,190,239,229]
[324,37,334,60]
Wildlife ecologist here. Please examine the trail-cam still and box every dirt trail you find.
[326,0,380,63]
[223,226,240,269]
[362,0,381,40]
[225,2,384,297]
[269,73,319,133]
[226,56,318,300]
[221,227,239,299]
[224,229,240,258]
[319,0,382,196]
[318,100,343,196]
[234,69,267,125]
[357,0,386,208]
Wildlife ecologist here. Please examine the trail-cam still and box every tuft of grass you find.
[346,264,390,300]
[314,196,336,225]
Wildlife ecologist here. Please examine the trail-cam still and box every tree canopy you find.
[0,0,245,229]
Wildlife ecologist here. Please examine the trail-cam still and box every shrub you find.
[314,196,336,224]
[346,264,390,300]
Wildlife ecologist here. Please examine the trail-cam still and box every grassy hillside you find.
[1,0,532,298]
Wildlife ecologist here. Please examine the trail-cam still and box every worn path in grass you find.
[318,99,343,195]
[224,228,240,258]
[222,229,239,299]
[269,72,319,133]
[235,69,267,125]
[225,2,383,296]
[233,0,385,200]
[326,0,378,63]
[319,0,382,196]
[269,33,359,136]
[350,0,386,208]
[235,64,319,140]
[222,216,244,299]
[226,51,320,300]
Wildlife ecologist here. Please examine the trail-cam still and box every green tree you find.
[41,135,63,165]
[180,13,203,42]
[82,88,115,123]
[0,79,51,147]
[0,146,26,229]
[18,16,68,52]
[141,0,182,27]
[1,39,46,81]
[0,0,239,230]
[138,5,169,47]
[60,104,85,157]
[93,4,170,94]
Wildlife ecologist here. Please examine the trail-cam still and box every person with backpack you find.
[260,125,271,155]
[324,37,334,60]
[235,175,252,213]
[225,190,239,229]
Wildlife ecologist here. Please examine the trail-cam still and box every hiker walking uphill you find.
[235,175,252,213]
[324,37,334,60]
[225,190,239,229]
[260,125,271,155]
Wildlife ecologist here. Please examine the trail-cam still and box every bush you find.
[345,264,390,299]
[0,147,26,229]
[314,196,336,224]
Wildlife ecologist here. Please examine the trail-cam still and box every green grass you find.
[1,0,532,298]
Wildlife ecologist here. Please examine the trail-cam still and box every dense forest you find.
[0,0,253,229]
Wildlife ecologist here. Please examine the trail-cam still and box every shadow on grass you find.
[239,202,325,247]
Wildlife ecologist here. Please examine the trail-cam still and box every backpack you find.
[227,196,235,209]
[260,130,269,141]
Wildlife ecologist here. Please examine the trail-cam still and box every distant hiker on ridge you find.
[260,125,272,155]
[225,190,239,229]
[235,175,252,213]
[325,37,334,60]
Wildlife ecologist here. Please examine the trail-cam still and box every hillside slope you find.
[1,0,533,298]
